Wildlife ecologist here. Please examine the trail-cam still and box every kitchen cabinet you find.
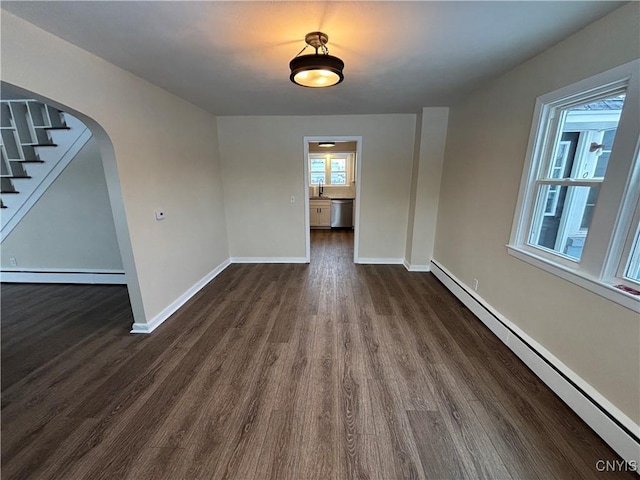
[310,199,331,228]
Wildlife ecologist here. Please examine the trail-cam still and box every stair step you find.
[1,103,89,235]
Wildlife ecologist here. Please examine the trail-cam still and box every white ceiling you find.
[1,1,625,116]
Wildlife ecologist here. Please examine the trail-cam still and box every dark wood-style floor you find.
[1,229,633,480]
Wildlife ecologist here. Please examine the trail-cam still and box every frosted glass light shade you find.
[290,54,344,88]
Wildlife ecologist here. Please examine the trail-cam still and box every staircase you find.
[0,100,92,241]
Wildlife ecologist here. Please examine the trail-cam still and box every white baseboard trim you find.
[0,268,126,285]
[403,259,431,272]
[430,259,640,466]
[131,259,231,334]
[357,257,404,265]
[229,257,307,264]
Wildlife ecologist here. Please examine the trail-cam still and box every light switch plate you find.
[155,209,165,221]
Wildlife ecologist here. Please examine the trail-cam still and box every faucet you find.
[319,178,324,197]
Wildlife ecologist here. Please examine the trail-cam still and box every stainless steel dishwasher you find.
[331,198,353,228]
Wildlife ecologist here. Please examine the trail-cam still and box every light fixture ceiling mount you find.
[304,31,329,50]
[289,31,344,88]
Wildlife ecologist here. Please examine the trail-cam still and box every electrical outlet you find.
[290,195,295,203]
[472,278,479,291]
[155,209,165,221]
[9,257,17,267]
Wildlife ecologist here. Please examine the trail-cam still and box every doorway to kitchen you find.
[303,136,362,263]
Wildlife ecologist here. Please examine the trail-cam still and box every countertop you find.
[309,196,355,200]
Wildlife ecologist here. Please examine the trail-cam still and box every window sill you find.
[506,245,640,312]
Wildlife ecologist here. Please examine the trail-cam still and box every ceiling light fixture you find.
[318,142,335,147]
[290,32,344,88]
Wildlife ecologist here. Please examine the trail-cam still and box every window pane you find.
[593,129,617,178]
[549,93,625,181]
[594,151,610,178]
[548,140,572,178]
[625,227,640,283]
[579,187,599,230]
[310,172,326,185]
[330,172,346,185]
[529,185,600,260]
[331,158,346,171]
[544,185,560,216]
[310,158,325,172]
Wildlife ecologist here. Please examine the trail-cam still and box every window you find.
[508,60,640,311]
[625,228,640,282]
[310,157,326,185]
[528,93,624,261]
[309,153,354,186]
[330,157,347,185]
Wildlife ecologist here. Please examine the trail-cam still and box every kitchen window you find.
[508,59,640,311]
[309,153,354,186]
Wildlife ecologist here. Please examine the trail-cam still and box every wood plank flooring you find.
[1,229,634,479]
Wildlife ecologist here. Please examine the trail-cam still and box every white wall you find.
[434,3,640,422]
[405,107,449,269]
[2,12,230,328]
[217,115,416,260]
[0,137,122,270]
[405,112,422,265]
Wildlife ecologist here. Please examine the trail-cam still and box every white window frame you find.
[507,59,640,312]
[619,206,640,283]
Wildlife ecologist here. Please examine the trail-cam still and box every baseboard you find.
[131,259,231,334]
[403,259,431,272]
[357,257,404,265]
[0,268,126,285]
[430,259,640,466]
[229,257,307,264]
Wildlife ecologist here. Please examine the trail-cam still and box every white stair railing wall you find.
[0,100,92,241]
